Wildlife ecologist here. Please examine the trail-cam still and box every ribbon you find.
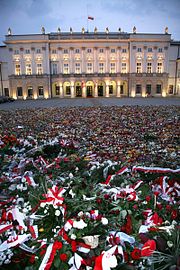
[22,171,37,187]
[132,166,180,174]
[102,166,129,185]
[68,253,86,270]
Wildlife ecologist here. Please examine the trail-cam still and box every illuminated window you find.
[75,63,81,74]
[17,87,23,96]
[99,63,104,73]
[15,64,21,75]
[121,62,127,73]
[157,62,163,73]
[136,84,142,94]
[37,63,43,74]
[147,62,152,73]
[38,86,44,96]
[136,62,142,73]
[52,63,57,74]
[110,63,116,73]
[27,86,33,98]
[156,84,162,94]
[26,63,32,75]
[63,63,69,74]
[87,63,93,73]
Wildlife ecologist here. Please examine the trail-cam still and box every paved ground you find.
[0,97,179,110]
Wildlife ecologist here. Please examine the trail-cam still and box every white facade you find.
[0,28,180,98]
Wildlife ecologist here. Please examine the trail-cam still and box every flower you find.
[141,240,156,257]
[55,210,61,216]
[60,253,68,261]
[131,248,141,260]
[73,219,87,229]
[101,217,108,225]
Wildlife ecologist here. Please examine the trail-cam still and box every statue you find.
[41,27,45,34]
[105,27,109,34]
[94,27,97,33]
[165,27,168,34]
[133,26,136,34]
[118,27,121,33]
[8,27,12,35]
[57,27,61,33]
[82,27,85,34]
[70,27,73,34]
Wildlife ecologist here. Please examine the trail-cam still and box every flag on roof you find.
[88,16,94,20]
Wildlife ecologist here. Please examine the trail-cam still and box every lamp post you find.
[0,62,4,96]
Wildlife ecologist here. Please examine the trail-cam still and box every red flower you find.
[60,253,68,261]
[145,195,151,202]
[141,240,156,257]
[171,209,177,220]
[29,255,36,264]
[131,248,141,260]
[54,241,63,250]
[71,240,77,252]
[96,198,102,204]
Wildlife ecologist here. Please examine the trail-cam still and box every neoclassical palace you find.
[0,27,180,99]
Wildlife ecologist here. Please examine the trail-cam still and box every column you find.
[105,81,109,97]
[81,47,85,73]
[94,81,98,97]
[94,47,98,73]
[70,47,74,73]
[71,81,75,98]
[60,82,63,98]
[116,81,121,97]
[105,47,109,73]
[142,85,146,97]
[82,81,86,98]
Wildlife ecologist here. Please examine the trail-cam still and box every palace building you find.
[0,27,180,99]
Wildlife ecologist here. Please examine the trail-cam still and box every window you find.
[120,85,124,94]
[26,63,32,75]
[122,48,127,53]
[52,63,58,74]
[38,86,44,96]
[109,85,113,94]
[15,64,21,75]
[136,62,142,73]
[63,63,69,74]
[63,49,68,54]
[148,48,153,52]
[75,49,80,53]
[17,87,23,97]
[99,48,104,53]
[146,84,151,95]
[14,50,19,55]
[110,63,116,73]
[147,62,152,73]
[99,63,104,73]
[66,86,71,95]
[55,85,60,95]
[25,49,30,54]
[87,62,93,73]
[156,84,162,94]
[87,48,92,53]
[27,86,33,98]
[136,84,142,94]
[36,49,41,54]
[37,63,43,74]
[4,88,9,97]
[121,62,127,73]
[111,48,116,53]
[168,85,173,94]
[158,48,163,52]
[75,63,81,74]
[157,62,163,73]
[52,49,57,54]
[137,48,142,52]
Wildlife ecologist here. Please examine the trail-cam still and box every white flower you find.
[167,241,173,248]
[78,211,84,217]
[44,209,48,214]
[73,219,87,229]
[121,210,127,219]
[69,173,74,179]
[70,234,77,240]
[101,217,108,225]
[55,210,61,216]
[40,202,46,208]
[53,205,58,209]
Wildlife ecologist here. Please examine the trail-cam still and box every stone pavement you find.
[0,97,179,110]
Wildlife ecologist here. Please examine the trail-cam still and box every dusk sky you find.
[0,0,180,45]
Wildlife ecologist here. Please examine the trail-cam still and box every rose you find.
[131,248,141,260]
[60,253,68,261]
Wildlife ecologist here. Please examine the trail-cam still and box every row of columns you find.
[54,81,124,98]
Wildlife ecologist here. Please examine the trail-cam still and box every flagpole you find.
[87,4,89,32]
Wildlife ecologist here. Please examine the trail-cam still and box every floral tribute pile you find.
[0,132,179,270]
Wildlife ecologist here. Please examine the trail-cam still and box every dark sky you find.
[0,0,180,45]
